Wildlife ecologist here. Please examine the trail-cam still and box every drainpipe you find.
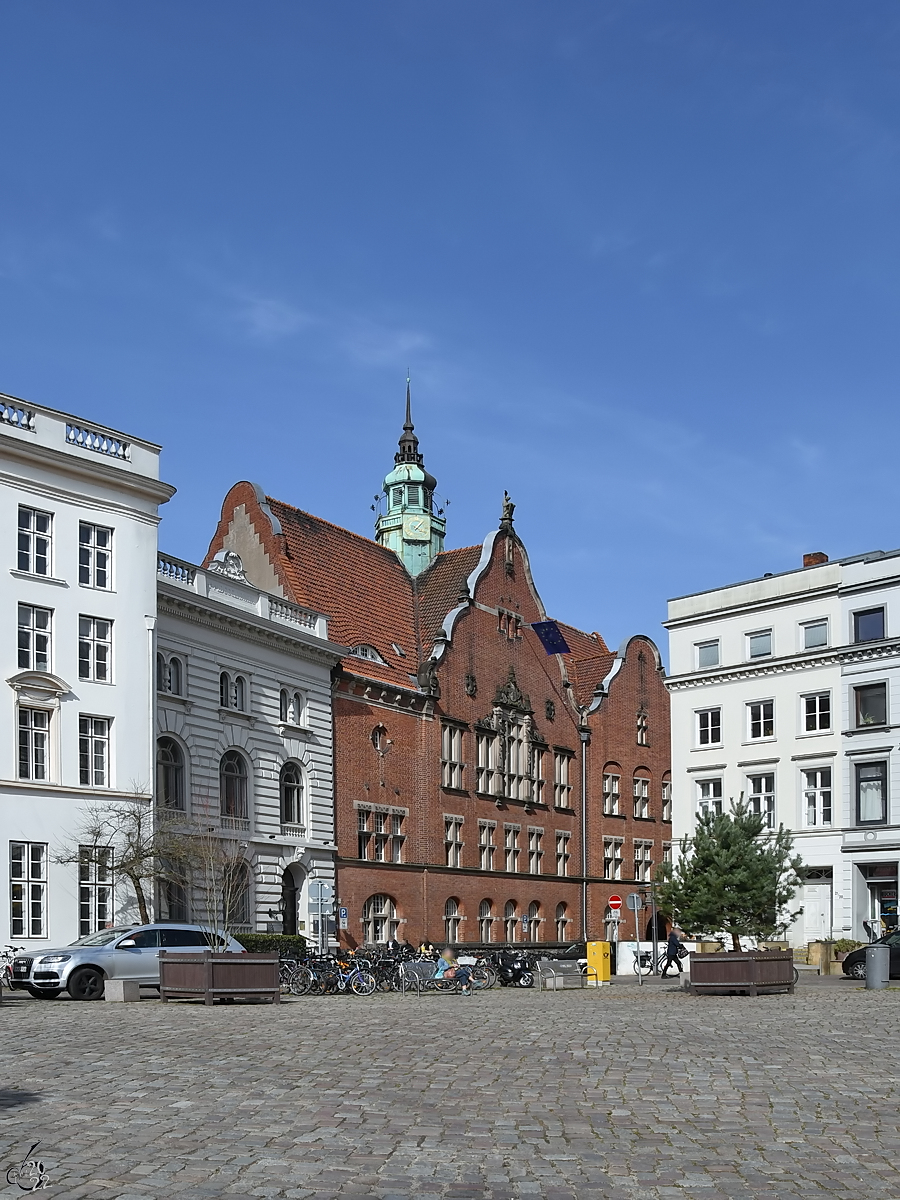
[579,723,591,941]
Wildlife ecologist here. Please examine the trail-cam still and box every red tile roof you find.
[556,622,616,707]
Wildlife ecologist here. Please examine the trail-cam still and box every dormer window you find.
[349,645,385,664]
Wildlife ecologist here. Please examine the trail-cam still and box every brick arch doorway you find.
[281,864,306,936]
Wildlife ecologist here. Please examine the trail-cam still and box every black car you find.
[842,931,900,980]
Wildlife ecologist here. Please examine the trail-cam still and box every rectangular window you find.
[854,608,885,644]
[504,826,520,872]
[553,752,573,808]
[78,846,113,936]
[532,748,545,805]
[478,821,496,871]
[476,733,496,795]
[528,829,543,875]
[79,522,112,589]
[357,808,372,860]
[697,708,721,746]
[18,708,49,781]
[661,781,672,823]
[79,716,110,787]
[697,778,723,819]
[696,639,720,669]
[636,710,649,746]
[803,692,831,732]
[803,768,832,828]
[633,777,650,819]
[17,507,52,576]
[17,604,51,672]
[78,616,112,683]
[857,761,888,825]
[603,837,623,881]
[602,773,620,815]
[10,842,47,938]
[373,811,388,862]
[390,813,404,863]
[445,816,463,868]
[748,773,775,829]
[855,683,888,728]
[555,831,570,876]
[748,630,772,658]
[506,719,528,799]
[441,724,464,790]
[803,621,828,650]
[633,840,652,883]
[748,700,774,740]
[661,841,672,864]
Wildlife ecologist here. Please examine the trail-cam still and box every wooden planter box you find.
[688,950,794,997]
[159,950,280,1005]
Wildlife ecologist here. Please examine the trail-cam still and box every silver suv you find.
[10,924,246,1000]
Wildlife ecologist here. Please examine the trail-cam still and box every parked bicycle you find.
[0,945,24,990]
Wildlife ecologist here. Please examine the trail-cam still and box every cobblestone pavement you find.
[0,980,896,1199]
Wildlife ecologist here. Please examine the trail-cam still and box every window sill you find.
[844,724,895,736]
[441,786,470,797]
[741,737,776,747]
[633,816,656,822]
[78,583,116,593]
[279,721,310,740]
[795,728,833,739]
[554,805,576,814]
[602,812,626,820]
[219,707,255,724]
[9,570,68,588]
[692,744,723,753]
[159,693,190,709]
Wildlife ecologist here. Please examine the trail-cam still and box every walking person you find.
[660,927,685,978]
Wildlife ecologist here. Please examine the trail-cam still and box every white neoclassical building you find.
[156,543,345,938]
[667,548,900,947]
[0,392,175,950]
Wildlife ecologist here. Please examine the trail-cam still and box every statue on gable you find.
[208,549,249,582]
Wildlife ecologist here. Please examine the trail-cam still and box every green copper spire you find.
[375,380,446,576]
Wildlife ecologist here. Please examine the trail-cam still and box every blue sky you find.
[2,4,900,654]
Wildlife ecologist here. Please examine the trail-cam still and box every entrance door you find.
[281,869,298,936]
[802,884,831,942]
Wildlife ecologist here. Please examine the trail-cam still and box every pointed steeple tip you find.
[404,372,413,432]
[396,374,423,467]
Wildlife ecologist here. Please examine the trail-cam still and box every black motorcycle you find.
[493,949,535,988]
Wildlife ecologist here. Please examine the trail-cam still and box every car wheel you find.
[846,959,867,981]
[67,968,104,1001]
[27,987,61,999]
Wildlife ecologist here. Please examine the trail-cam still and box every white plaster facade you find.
[156,551,346,938]
[667,549,900,947]
[0,393,175,951]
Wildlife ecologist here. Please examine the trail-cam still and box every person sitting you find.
[434,947,473,995]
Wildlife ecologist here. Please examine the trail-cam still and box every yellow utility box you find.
[585,940,611,986]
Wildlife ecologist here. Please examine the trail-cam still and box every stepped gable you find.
[555,621,615,707]
[413,544,483,655]
[264,497,419,686]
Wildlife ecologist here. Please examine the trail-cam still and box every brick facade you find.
[204,478,671,949]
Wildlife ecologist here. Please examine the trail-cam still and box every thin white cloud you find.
[236,295,315,341]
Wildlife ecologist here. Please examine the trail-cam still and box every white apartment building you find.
[667,548,900,947]
[0,393,174,950]
[156,546,346,938]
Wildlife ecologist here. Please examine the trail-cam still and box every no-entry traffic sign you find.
[607,894,623,910]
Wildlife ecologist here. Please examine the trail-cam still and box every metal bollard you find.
[865,943,890,990]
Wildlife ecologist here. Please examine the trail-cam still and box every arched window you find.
[168,657,183,696]
[527,901,541,942]
[362,894,398,944]
[156,653,167,692]
[633,770,651,820]
[223,861,251,930]
[233,675,246,711]
[280,762,304,828]
[478,899,493,943]
[279,688,304,723]
[504,900,518,943]
[444,897,461,944]
[220,751,248,821]
[157,737,185,810]
[350,644,385,664]
[220,672,230,708]
[555,902,568,942]
[220,672,246,711]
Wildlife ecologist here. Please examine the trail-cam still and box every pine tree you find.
[656,799,803,951]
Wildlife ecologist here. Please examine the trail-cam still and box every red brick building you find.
[203,400,670,948]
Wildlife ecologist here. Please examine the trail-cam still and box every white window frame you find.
[603,837,623,881]
[633,839,652,883]
[553,752,573,808]
[78,522,112,590]
[476,732,496,796]
[746,629,773,659]
[747,773,775,829]
[633,776,650,819]
[18,706,50,781]
[696,639,720,669]
[478,821,496,871]
[504,825,520,873]
[78,616,112,683]
[602,772,620,815]
[555,831,571,876]
[10,841,47,938]
[79,716,111,787]
[697,778,723,819]
[696,708,721,747]
[441,724,465,790]
[801,619,829,651]
[532,747,545,805]
[17,506,52,576]
[17,604,52,673]
[661,780,672,823]
[802,767,832,828]
[444,816,464,869]
[800,691,831,734]
[527,828,543,875]
[78,845,114,936]
[747,699,775,741]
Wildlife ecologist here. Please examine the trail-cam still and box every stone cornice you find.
[666,638,900,691]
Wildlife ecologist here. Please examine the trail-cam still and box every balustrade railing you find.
[269,598,318,630]
[280,824,307,839]
[66,422,130,460]
[0,399,35,431]
[220,816,251,833]
[158,553,197,586]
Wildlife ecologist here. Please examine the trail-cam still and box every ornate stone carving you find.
[465,673,478,698]
[494,666,531,713]
[417,657,440,697]
[207,550,249,582]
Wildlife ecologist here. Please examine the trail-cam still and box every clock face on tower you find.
[403,514,430,541]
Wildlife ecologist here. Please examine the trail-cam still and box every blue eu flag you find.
[530,621,571,656]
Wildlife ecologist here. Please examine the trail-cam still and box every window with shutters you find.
[441,724,465,790]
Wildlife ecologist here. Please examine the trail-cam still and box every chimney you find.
[803,551,828,568]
